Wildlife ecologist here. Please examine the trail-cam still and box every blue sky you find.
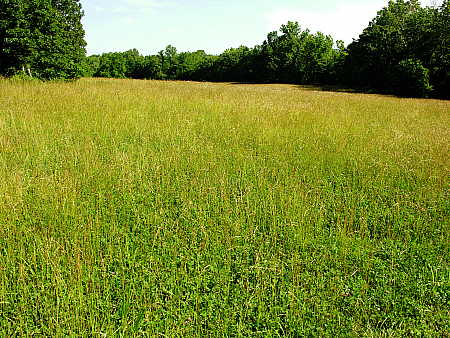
[80,0,443,56]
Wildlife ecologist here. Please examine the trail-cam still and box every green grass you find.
[0,78,449,336]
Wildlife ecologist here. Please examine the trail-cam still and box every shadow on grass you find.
[227,82,447,100]
[297,84,446,99]
[297,84,371,94]
[227,82,372,94]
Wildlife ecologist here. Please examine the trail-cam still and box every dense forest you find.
[0,0,86,79]
[1,0,449,98]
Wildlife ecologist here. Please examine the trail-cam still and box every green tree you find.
[95,52,127,78]
[260,21,336,84]
[429,0,450,98]
[0,0,86,79]
[176,50,208,80]
[81,54,100,77]
[391,58,432,97]
[158,45,178,79]
[345,0,448,97]
[213,46,252,81]
[140,55,162,79]
[260,22,305,83]
[191,54,219,81]
[122,49,145,78]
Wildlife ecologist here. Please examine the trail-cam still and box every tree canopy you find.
[1,0,448,98]
[345,0,449,97]
[82,1,448,98]
[0,0,86,79]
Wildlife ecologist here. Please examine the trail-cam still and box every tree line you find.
[1,0,449,99]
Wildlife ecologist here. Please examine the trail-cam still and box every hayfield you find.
[0,78,449,336]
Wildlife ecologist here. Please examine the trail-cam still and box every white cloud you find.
[421,0,444,7]
[122,16,138,24]
[100,0,173,16]
[94,5,105,12]
[112,6,129,14]
[266,0,445,45]
[124,0,168,8]
[266,1,385,45]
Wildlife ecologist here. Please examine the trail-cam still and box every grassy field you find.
[0,78,448,336]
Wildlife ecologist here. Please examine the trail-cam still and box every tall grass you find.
[0,78,449,336]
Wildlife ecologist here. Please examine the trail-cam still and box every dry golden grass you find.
[0,78,449,336]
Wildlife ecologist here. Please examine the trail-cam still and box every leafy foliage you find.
[430,0,450,98]
[258,22,336,84]
[0,0,86,79]
[391,58,432,97]
[345,0,449,97]
[1,0,448,97]
[88,22,340,87]
[83,1,448,99]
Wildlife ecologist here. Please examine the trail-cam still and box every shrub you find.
[391,59,433,98]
